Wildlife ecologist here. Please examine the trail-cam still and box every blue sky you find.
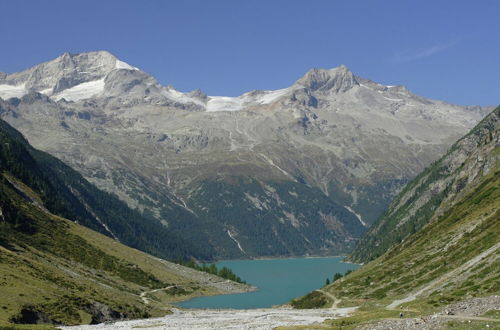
[0,0,498,106]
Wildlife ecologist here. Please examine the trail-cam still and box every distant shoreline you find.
[213,255,363,265]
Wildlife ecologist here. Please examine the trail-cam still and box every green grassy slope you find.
[0,118,213,261]
[0,172,231,327]
[350,106,499,263]
[290,106,499,324]
[325,169,498,308]
[0,119,250,327]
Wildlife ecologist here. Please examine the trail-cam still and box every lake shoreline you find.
[178,256,360,310]
[214,254,362,265]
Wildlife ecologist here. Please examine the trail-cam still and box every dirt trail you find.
[316,289,340,309]
[140,285,178,304]
[387,242,500,309]
[438,315,499,322]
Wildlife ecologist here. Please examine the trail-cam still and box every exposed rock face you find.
[3,51,118,92]
[294,66,358,93]
[351,107,499,262]
[0,51,492,259]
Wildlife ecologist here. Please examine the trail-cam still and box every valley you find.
[0,52,497,329]
[0,51,490,259]
[0,117,252,326]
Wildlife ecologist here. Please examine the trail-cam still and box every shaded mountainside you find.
[0,51,491,258]
[0,118,212,261]
[351,106,500,263]
[292,106,499,316]
[0,120,250,326]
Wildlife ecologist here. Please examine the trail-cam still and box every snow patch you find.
[344,205,367,227]
[207,96,244,112]
[162,88,205,106]
[382,96,403,102]
[255,88,289,104]
[52,79,105,101]
[0,83,26,99]
[227,230,246,254]
[39,88,53,96]
[115,59,138,71]
[206,88,289,112]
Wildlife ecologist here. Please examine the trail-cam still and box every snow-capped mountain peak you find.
[0,51,141,101]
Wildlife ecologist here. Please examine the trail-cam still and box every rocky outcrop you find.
[294,65,359,93]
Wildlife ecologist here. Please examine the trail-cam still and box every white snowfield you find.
[206,88,289,112]
[59,307,356,330]
[163,87,205,106]
[52,79,106,101]
[115,59,138,71]
[0,83,27,99]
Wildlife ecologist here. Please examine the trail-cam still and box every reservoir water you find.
[177,256,359,309]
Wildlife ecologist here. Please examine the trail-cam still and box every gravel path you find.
[315,289,340,308]
[357,296,500,330]
[59,307,357,330]
[387,243,500,309]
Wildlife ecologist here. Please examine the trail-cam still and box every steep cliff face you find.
[351,106,499,263]
[0,51,491,258]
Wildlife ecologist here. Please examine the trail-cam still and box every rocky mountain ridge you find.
[292,107,499,321]
[0,51,492,258]
[351,106,499,262]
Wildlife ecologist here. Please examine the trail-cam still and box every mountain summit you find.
[294,65,358,93]
[0,51,147,102]
[0,51,492,259]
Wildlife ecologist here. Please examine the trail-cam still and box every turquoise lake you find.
[177,256,359,309]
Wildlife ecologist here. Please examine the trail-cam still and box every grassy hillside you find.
[290,106,499,327]
[0,118,213,261]
[350,106,499,263]
[0,171,247,327]
[322,169,498,306]
[0,119,251,327]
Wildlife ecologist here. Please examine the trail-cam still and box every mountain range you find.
[0,51,492,259]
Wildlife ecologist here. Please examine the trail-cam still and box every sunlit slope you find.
[351,106,500,263]
[0,120,249,326]
[292,107,499,312]
[0,172,248,326]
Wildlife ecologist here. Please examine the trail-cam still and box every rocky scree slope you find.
[0,51,491,259]
[0,120,250,326]
[293,107,499,314]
